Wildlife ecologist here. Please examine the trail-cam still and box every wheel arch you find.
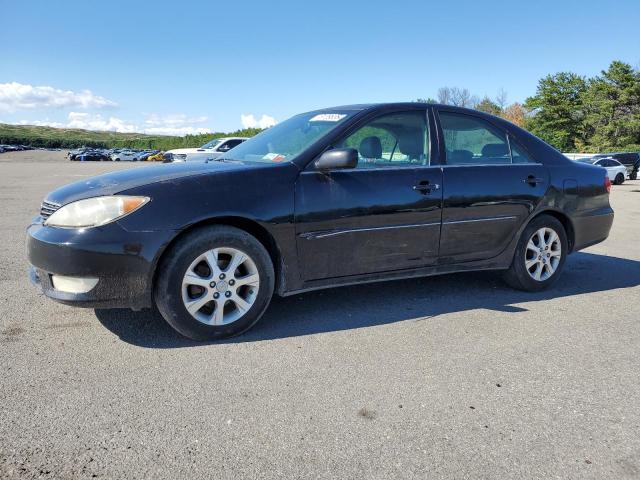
[527,209,575,253]
[152,216,285,296]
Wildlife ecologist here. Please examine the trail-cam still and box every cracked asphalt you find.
[1,150,639,479]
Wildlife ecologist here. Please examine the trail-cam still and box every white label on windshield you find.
[309,113,347,122]
[262,153,286,162]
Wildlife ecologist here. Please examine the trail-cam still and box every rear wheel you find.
[614,173,625,185]
[503,215,568,292]
[154,225,274,340]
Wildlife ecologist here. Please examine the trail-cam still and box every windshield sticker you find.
[262,153,286,162]
[309,113,347,122]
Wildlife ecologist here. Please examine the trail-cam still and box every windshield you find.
[218,111,355,163]
[578,158,597,164]
[201,138,223,149]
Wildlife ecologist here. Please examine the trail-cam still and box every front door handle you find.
[413,181,440,194]
[523,175,545,186]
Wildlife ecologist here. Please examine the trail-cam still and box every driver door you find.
[294,109,443,281]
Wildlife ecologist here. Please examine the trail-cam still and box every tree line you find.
[419,60,640,153]
[0,123,264,151]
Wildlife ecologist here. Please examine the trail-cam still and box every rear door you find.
[294,108,443,280]
[435,109,548,263]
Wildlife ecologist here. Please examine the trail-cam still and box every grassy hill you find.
[0,123,263,150]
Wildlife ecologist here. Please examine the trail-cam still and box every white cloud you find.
[14,112,212,135]
[17,119,65,128]
[0,82,117,112]
[142,113,211,135]
[66,112,137,133]
[241,113,276,129]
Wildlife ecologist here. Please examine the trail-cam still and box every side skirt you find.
[280,257,512,297]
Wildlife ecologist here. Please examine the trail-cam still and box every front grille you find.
[40,200,61,220]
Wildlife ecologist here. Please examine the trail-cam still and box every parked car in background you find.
[133,150,159,162]
[77,150,111,162]
[69,148,99,161]
[110,150,139,161]
[27,103,614,341]
[165,137,247,162]
[0,144,32,152]
[592,152,639,180]
[146,152,165,162]
[578,157,628,184]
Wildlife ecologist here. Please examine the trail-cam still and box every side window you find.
[339,111,429,168]
[510,138,534,164]
[218,141,236,152]
[439,112,510,165]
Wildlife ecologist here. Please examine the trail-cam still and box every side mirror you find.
[314,148,358,170]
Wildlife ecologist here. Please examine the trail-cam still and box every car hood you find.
[167,147,213,154]
[45,161,248,205]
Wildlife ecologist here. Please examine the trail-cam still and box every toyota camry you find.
[27,103,614,340]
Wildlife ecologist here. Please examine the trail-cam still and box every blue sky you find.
[1,0,639,135]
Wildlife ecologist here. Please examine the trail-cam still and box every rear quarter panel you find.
[547,161,613,251]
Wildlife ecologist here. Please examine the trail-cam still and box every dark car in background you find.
[592,152,640,180]
[27,103,614,340]
[68,148,91,160]
[77,150,111,162]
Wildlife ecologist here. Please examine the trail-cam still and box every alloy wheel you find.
[525,227,562,281]
[181,247,260,325]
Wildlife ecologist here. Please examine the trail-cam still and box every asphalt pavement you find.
[1,150,639,479]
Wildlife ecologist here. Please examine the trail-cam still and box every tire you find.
[614,173,624,185]
[114,158,120,162]
[502,215,568,292]
[154,225,275,341]
[631,171,637,180]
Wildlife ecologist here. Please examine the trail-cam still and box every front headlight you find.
[44,195,150,228]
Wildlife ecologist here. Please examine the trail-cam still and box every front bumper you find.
[27,220,176,309]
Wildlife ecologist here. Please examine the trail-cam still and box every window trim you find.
[308,107,434,172]
[508,134,536,165]
[434,108,540,167]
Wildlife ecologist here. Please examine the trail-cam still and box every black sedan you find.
[27,103,614,340]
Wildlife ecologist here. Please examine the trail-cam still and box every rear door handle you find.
[413,181,440,194]
[523,175,545,186]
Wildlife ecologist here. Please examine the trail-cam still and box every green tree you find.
[581,61,640,151]
[524,72,587,151]
[475,96,502,116]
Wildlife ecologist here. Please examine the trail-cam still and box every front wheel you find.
[503,215,568,292]
[154,225,275,340]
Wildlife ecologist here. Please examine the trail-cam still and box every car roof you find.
[318,103,512,124]
[322,102,482,112]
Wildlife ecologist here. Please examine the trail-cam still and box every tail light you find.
[605,175,611,193]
